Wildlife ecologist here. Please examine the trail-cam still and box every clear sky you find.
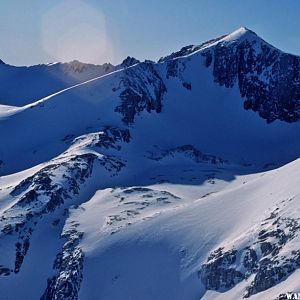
[1,0,300,66]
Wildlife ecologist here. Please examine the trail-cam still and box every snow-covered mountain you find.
[1,27,300,300]
[0,60,115,106]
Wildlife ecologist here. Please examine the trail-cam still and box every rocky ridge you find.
[200,196,300,297]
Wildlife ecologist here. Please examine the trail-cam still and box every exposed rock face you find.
[9,153,96,215]
[158,34,226,63]
[199,197,300,297]
[41,222,84,300]
[121,56,140,68]
[199,248,244,291]
[165,59,192,90]
[202,31,300,123]
[115,29,300,125]
[0,153,96,275]
[0,126,129,276]
[147,144,227,164]
[114,61,167,124]
[101,187,181,235]
[62,60,115,74]
[70,127,131,152]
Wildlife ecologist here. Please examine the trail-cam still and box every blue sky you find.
[1,0,300,66]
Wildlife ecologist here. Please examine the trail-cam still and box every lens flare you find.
[41,0,115,64]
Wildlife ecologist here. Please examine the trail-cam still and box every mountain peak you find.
[222,26,258,42]
[235,26,253,33]
[158,27,263,63]
[121,56,140,68]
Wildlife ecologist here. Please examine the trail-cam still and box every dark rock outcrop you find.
[41,224,84,300]
[121,56,140,68]
[114,61,166,124]
[0,126,129,276]
[200,248,244,291]
[203,31,300,123]
[147,144,226,164]
[199,199,300,298]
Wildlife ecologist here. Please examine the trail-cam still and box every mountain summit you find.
[222,26,258,40]
[1,28,300,300]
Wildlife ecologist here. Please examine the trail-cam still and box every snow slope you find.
[1,27,300,300]
[0,60,115,106]
[74,157,300,300]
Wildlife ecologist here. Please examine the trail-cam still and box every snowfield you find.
[1,27,300,300]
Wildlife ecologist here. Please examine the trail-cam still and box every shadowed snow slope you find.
[0,60,115,106]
